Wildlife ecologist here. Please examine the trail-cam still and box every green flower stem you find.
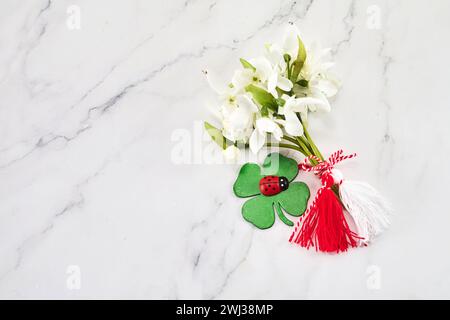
[286,60,292,79]
[296,138,310,155]
[282,135,317,164]
[283,135,313,155]
[265,142,307,156]
[295,137,313,157]
[298,136,315,154]
[282,135,300,145]
[302,122,324,161]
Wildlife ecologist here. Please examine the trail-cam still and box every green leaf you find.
[260,106,269,117]
[276,182,310,217]
[261,153,298,182]
[233,163,263,198]
[290,36,307,83]
[275,87,290,98]
[239,58,256,71]
[245,84,278,111]
[204,122,228,150]
[242,195,275,229]
[276,98,286,107]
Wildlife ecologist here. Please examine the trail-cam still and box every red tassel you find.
[291,186,359,253]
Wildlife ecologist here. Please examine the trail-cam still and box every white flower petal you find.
[256,118,283,141]
[232,69,251,89]
[277,76,293,92]
[249,128,266,154]
[222,127,236,142]
[205,70,226,94]
[236,94,258,113]
[286,97,325,113]
[281,94,291,100]
[272,123,283,141]
[265,43,284,67]
[284,112,303,136]
[300,111,308,122]
[315,78,339,97]
[267,72,278,97]
[274,118,285,126]
[256,118,275,133]
[221,97,256,143]
[220,103,234,118]
[283,25,300,58]
[310,89,331,112]
[251,57,273,82]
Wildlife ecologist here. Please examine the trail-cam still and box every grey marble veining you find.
[0,0,449,299]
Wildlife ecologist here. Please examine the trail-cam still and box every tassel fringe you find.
[290,186,360,253]
[339,180,392,245]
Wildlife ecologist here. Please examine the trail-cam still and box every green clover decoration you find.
[233,153,310,229]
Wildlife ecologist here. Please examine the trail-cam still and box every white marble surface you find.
[1,0,450,299]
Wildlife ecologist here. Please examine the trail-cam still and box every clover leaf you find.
[233,153,310,229]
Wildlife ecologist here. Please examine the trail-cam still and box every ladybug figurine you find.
[259,175,289,196]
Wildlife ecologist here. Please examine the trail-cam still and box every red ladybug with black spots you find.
[259,175,289,196]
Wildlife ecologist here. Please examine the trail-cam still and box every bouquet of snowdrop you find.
[204,25,391,253]
[205,25,338,161]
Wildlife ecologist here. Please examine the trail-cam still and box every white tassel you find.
[331,169,392,246]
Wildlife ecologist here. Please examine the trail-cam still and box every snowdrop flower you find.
[264,43,287,71]
[278,95,328,136]
[277,110,303,136]
[232,56,292,98]
[300,43,340,97]
[282,24,302,60]
[267,69,293,98]
[204,24,342,159]
[249,117,283,154]
[217,85,240,110]
[221,95,258,143]
[205,69,245,110]
[277,43,339,121]
[204,71,258,142]
[278,97,304,136]
[264,44,293,97]
[231,57,273,89]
